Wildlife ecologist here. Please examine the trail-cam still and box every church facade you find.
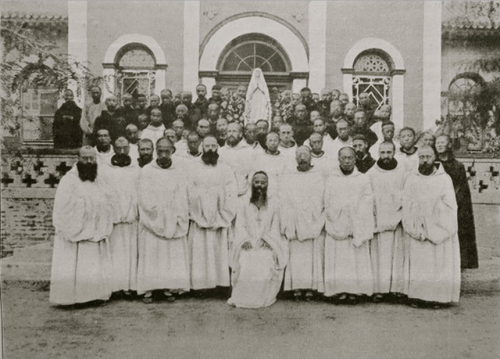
[1,1,499,257]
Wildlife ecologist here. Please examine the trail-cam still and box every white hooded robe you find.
[228,197,288,308]
[402,164,461,303]
[280,170,325,292]
[187,161,238,289]
[49,167,114,305]
[367,162,406,294]
[136,160,191,294]
[324,167,375,296]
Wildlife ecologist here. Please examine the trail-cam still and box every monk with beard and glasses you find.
[228,172,288,308]
[367,141,406,303]
[50,146,114,307]
[99,137,141,300]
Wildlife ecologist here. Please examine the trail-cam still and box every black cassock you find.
[53,101,83,149]
[440,156,479,269]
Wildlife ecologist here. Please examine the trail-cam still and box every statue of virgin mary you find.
[244,68,271,126]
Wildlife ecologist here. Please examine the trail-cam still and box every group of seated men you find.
[49,83,478,310]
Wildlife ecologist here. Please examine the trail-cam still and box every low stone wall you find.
[1,151,499,254]
[1,150,78,255]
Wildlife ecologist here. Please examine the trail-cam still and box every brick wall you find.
[1,151,499,256]
[1,151,77,256]
[1,194,54,256]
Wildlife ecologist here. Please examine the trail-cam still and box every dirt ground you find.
[2,284,499,359]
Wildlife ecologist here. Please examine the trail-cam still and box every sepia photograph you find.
[0,0,499,358]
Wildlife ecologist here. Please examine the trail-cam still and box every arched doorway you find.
[215,34,293,92]
[199,15,309,94]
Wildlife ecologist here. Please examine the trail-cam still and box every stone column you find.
[423,1,442,131]
[68,1,88,107]
[183,1,200,93]
[308,1,327,92]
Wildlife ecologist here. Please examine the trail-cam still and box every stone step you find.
[11,241,53,263]
[1,258,51,281]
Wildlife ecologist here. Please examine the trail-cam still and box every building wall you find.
[86,1,185,91]
[325,1,425,130]
[442,37,500,91]
[199,1,309,50]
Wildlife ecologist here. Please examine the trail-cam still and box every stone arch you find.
[103,34,167,66]
[344,37,404,70]
[200,15,308,73]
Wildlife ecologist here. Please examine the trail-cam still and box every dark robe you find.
[318,100,331,118]
[187,104,202,130]
[93,109,127,141]
[289,116,313,146]
[439,155,479,269]
[302,98,319,114]
[355,153,376,173]
[120,105,138,127]
[326,117,343,140]
[351,126,379,148]
[53,101,83,149]
[361,103,378,127]
[160,102,175,128]
[217,137,226,148]
[194,97,209,118]
[208,97,223,107]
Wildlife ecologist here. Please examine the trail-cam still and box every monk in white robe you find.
[402,146,460,306]
[280,146,325,300]
[304,118,337,156]
[188,136,238,290]
[394,127,419,173]
[99,137,140,297]
[324,146,374,304]
[219,123,255,199]
[330,119,353,168]
[94,128,115,167]
[50,147,113,306]
[369,121,400,160]
[278,123,298,165]
[308,133,335,179]
[366,142,406,301]
[251,132,286,198]
[228,172,288,308]
[219,123,255,256]
[140,108,166,152]
[137,138,191,303]
[125,124,140,166]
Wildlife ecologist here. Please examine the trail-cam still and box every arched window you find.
[115,44,156,101]
[447,73,484,118]
[352,50,393,110]
[18,64,59,144]
[216,34,292,91]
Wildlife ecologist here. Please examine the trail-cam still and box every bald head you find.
[164,128,177,144]
[296,146,312,171]
[79,146,96,162]
[105,95,117,111]
[176,104,188,117]
[114,136,130,156]
[202,135,219,153]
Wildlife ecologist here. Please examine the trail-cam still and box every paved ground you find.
[2,284,499,359]
[2,204,499,359]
